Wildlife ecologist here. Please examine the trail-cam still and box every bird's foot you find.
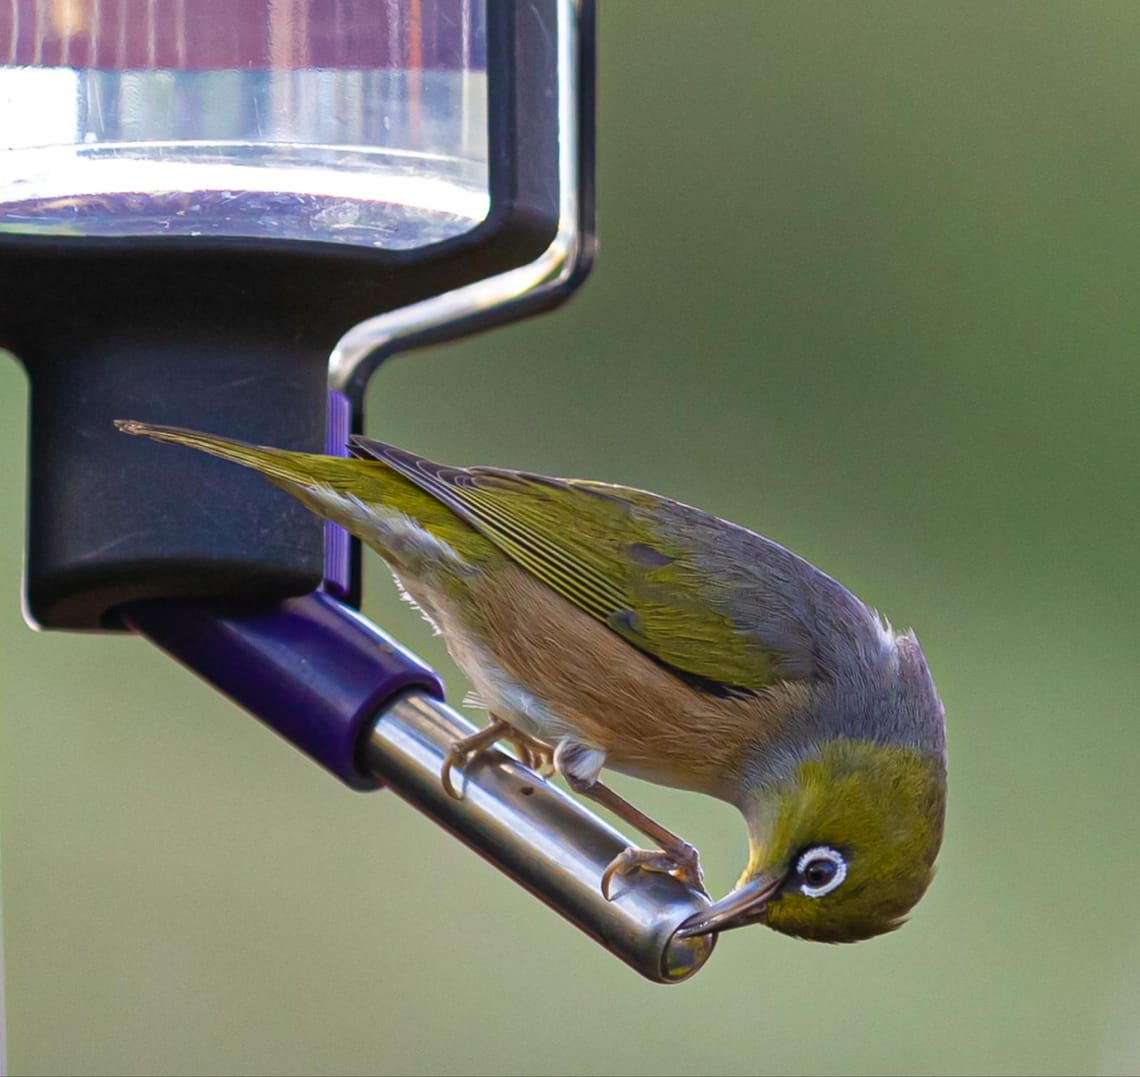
[557,768,708,899]
[441,716,554,798]
[601,841,705,900]
[502,728,556,778]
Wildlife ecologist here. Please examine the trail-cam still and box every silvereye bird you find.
[115,420,947,943]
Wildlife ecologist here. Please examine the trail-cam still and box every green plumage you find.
[114,422,791,693]
[347,438,786,693]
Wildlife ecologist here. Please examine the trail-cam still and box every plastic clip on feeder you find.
[0,0,715,982]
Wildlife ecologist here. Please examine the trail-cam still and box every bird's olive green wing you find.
[349,438,812,695]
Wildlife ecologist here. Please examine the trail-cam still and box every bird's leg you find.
[586,783,706,899]
[441,715,555,799]
[555,740,706,899]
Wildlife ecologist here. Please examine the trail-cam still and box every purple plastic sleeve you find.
[121,591,445,790]
[322,390,353,599]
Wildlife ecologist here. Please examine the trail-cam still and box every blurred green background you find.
[3,3,1139,1074]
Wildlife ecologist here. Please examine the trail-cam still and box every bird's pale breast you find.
[398,557,804,803]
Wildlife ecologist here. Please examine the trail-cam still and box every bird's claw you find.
[600,841,706,900]
[439,747,468,800]
[505,733,556,778]
[441,718,554,799]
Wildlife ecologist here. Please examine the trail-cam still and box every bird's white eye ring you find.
[795,846,847,898]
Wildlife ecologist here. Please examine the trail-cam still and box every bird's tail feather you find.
[114,420,320,488]
[114,420,484,570]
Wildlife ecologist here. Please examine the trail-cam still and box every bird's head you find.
[679,633,947,944]
[679,741,946,943]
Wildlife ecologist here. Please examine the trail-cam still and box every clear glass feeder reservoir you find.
[0,0,489,249]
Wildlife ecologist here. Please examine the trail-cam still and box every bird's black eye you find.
[795,846,847,898]
[804,859,836,888]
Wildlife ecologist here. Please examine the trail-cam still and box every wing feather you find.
[350,437,829,694]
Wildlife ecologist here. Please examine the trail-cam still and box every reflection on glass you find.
[0,0,489,249]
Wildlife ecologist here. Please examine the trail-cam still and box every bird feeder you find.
[0,0,716,985]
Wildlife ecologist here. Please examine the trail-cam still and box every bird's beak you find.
[673,872,785,938]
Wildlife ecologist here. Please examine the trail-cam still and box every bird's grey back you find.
[649,499,946,760]
[648,499,890,680]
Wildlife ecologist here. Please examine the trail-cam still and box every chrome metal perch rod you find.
[364,691,716,983]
